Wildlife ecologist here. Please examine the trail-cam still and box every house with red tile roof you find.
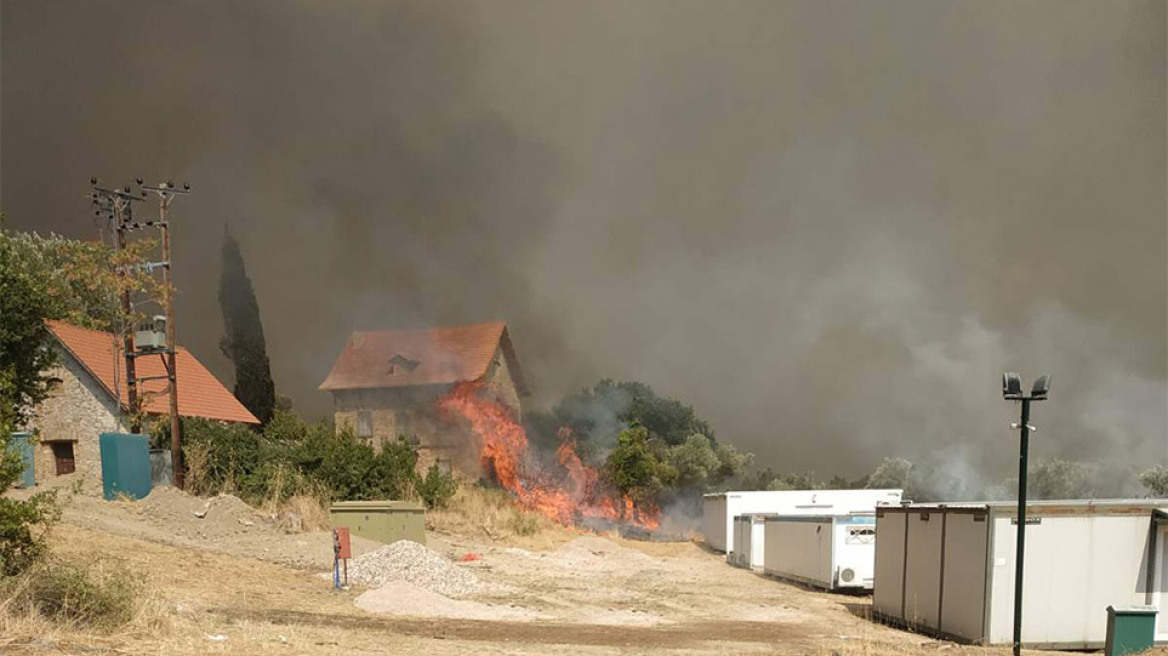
[320,321,529,473]
[31,320,258,485]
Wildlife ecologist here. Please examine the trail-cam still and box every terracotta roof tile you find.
[319,321,528,394]
[47,320,260,424]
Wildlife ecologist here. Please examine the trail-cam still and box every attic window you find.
[388,354,420,375]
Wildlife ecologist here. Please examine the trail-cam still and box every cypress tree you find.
[219,229,276,425]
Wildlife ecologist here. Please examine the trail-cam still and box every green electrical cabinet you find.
[330,500,426,545]
[1105,605,1157,656]
[99,433,152,501]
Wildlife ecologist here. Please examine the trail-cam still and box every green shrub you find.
[166,417,263,496]
[509,511,540,537]
[416,464,458,509]
[0,433,60,576]
[174,411,432,505]
[8,557,137,631]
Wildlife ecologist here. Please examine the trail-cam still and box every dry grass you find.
[181,441,214,496]
[0,553,169,653]
[0,523,373,655]
[426,484,578,549]
[281,493,332,532]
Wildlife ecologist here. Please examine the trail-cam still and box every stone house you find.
[319,321,530,473]
[29,320,259,487]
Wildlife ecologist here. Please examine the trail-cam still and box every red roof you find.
[47,320,260,424]
[319,321,529,395]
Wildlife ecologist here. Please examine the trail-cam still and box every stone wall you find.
[31,352,127,490]
[332,386,461,471]
[330,346,523,476]
[482,346,522,419]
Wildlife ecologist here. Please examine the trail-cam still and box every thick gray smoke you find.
[2,1,1165,484]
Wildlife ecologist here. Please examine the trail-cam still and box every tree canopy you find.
[530,379,719,456]
[1140,466,1168,497]
[219,231,276,425]
[0,227,56,430]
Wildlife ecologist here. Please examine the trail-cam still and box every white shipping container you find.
[873,501,1168,650]
[730,514,769,569]
[762,515,877,590]
[702,489,903,553]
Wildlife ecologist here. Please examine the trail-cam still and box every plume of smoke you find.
[1,1,1163,491]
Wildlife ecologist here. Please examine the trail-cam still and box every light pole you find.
[1001,372,1050,656]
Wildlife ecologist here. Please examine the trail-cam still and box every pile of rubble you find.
[346,540,484,598]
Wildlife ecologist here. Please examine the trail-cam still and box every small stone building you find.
[319,321,530,473]
[29,320,259,487]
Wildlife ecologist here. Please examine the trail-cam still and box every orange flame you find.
[437,381,660,530]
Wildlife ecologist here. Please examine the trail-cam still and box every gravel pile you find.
[347,540,484,597]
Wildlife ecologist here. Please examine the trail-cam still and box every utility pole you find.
[91,180,147,431]
[143,181,190,489]
[1001,372,1051,656]
[91,178,190,489]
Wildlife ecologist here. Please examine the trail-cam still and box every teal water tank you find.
[99,433,152,500]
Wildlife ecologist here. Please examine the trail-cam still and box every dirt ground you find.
[1,487,1107,656]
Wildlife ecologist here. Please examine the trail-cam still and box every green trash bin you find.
[1105,605,1157,656]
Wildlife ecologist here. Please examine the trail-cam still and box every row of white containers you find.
[707,492,1168,649]
[702,489,904,553]
[872,500,1168,650]
[704,489,903,591]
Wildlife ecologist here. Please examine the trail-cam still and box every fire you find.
[437,381,660,530]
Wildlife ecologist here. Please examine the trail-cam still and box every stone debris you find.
[345,540,484,598]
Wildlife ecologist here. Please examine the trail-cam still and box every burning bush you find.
[438,382,669,529]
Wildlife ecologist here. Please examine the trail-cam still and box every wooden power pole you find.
[143,181,190,489]
[91,178,190,489]
[91,180,146,430]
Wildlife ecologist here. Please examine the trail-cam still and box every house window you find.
[436,458,451,476]
[50,441,76,476]
[356,411,373,438]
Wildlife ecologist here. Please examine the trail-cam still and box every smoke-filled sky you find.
[2,0,1165,482]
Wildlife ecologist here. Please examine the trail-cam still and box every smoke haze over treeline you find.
[2,1,1165,484]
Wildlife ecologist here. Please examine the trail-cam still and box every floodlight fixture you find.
[1002,372,1023,399]
[1031,374,1051,400]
